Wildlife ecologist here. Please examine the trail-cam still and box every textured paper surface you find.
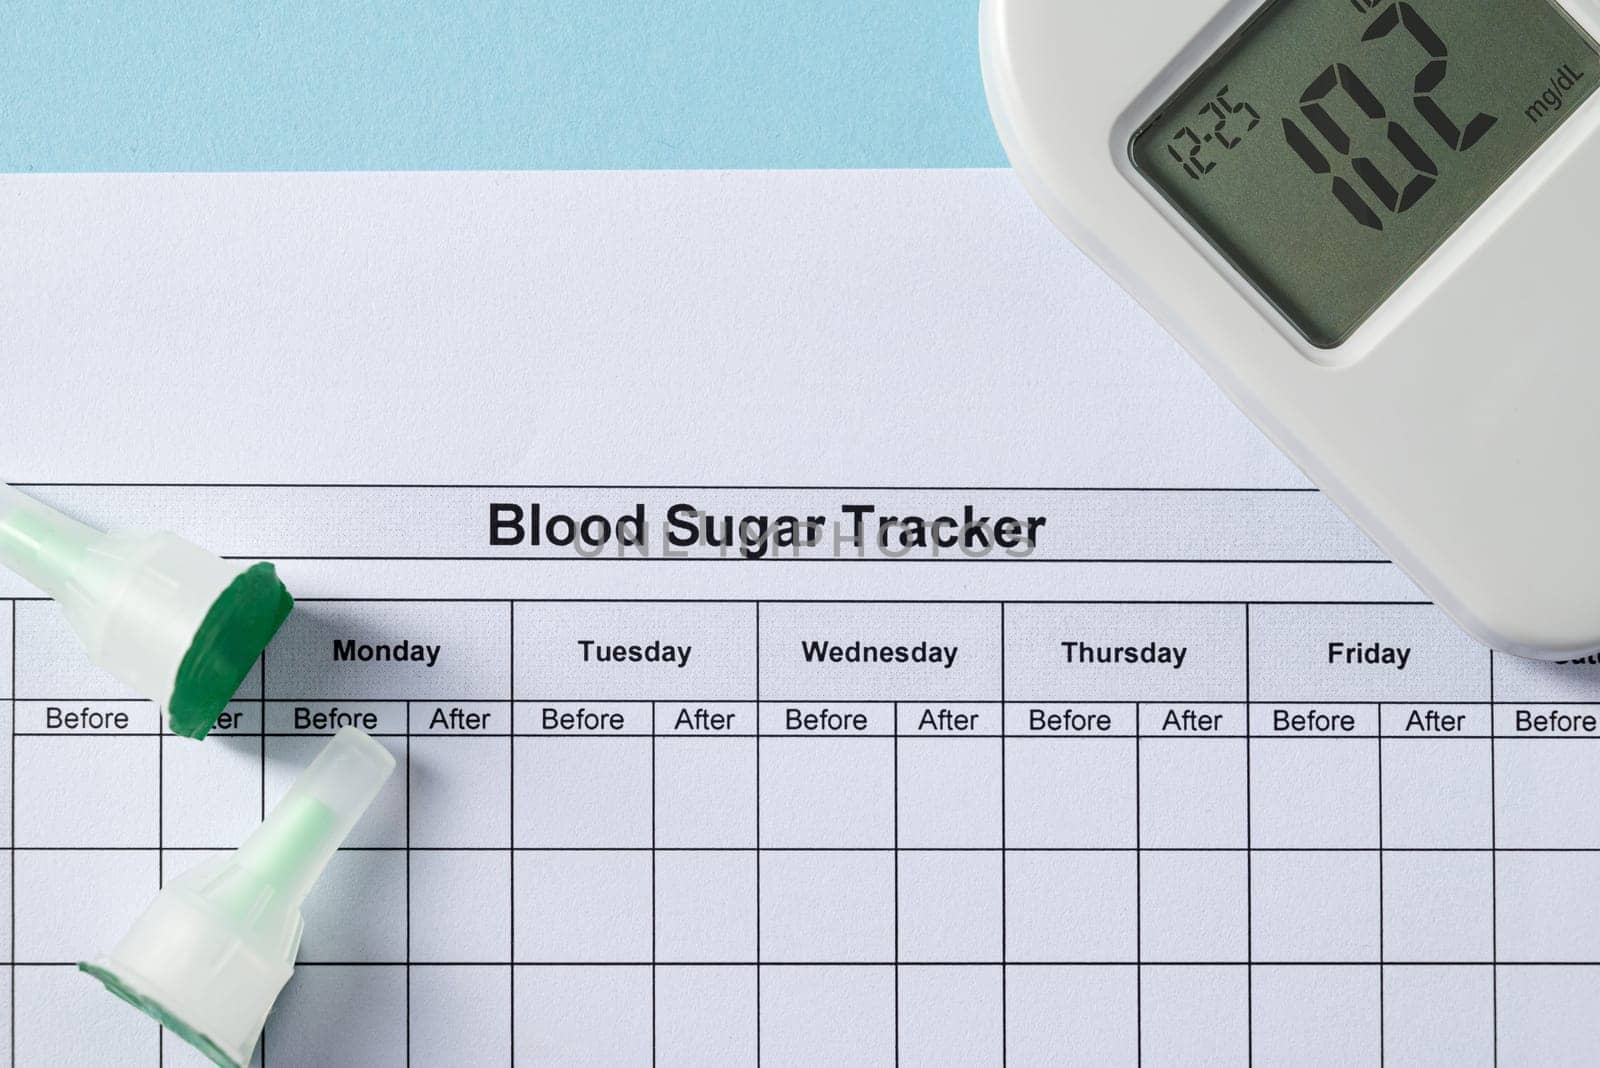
[5,171,1599,1066]
[0,170,1300,488]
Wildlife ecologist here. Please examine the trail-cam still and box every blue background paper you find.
[1,0,1004,172]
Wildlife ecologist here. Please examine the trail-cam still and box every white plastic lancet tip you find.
[81,728,395,1067]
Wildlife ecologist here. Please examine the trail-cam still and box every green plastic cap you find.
[169,563,294,739]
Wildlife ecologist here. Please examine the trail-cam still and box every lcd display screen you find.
[1131,0,1599,347]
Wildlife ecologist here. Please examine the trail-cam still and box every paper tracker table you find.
[4,490,1600,1065]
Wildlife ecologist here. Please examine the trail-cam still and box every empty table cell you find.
[1382,852,1493,963]
[409,851,509,963]
[1383,966,1493,1067]
[759,852,895,963]
[1251,965,1381,1066]
[1006,965,1137,1065]
[1499,966,1600,1063]
[1495,740,1600,848]
[758,603,1000,702]
[759,965,895,1066]
[1252,852,1380,962]
[655,736,757,848]
[1140,737,1248,849]
[17,965,160,1066]
[1006,852,1138,963]
[1381,738,1493,849]
[409,966,510,1064]
[516,602,755,700]
[293,849,408,964]
[898,967,1003,1066]
[16,850,157,962]
[898,851,1003,963]
[1006,738,1137,848]
[1004,604,1244,703]
[899,737,1002,848]
[656,851,757,963]
[163,733,266,847]
[759,737,894,848]
[407,735,511,848]
[1142,966,1249,1066]
[16,735,159,847]
[516,966,652,1065]
[655,966,757,1066]
[514,851,653,963]
[1251,738,1379,848]
[1497,853,1600,962]
[514,735,652,848]
[265,965,407,1066]
[1141,851,1249,963]
[1248,604,1488,703]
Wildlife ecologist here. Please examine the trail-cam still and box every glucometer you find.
[981,0,1600,658]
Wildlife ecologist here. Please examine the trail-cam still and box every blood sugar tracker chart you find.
[2,483,1599,1066]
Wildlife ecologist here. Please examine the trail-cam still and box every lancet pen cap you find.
[0,483,293,738]
[82,728,396,1067]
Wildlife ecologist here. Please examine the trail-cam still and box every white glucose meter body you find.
[982,0,1600,660]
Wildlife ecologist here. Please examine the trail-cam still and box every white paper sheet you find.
[3,171,1598,1066]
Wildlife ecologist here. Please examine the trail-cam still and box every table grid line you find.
[16,844,1596,855]
[30,696,1600,705]
[156,668,165,1067]
[650,699,658,1068]
[1135,703,1143,1066]
[754,602,762,1068]
[1490,649,1499,1068]
[11,729,1600,741]
[9,600,15,1068]
[1377,694,1385,1067]
[258,650,268,1068]
[11,958,1600,968]
[0,595,1466,605]
[1244,603,1253,1068]
[404,702,413,1068]
[999,603,1008,1067]
[19,697,1600,706]
[892,702,900,1068]
[508,601,517,1068]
